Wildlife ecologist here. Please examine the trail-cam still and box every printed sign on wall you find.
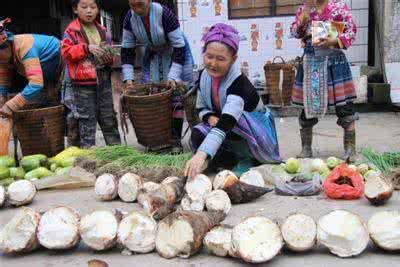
[250,24,260,52]
[189,0,197,17]
[275,22,284,49]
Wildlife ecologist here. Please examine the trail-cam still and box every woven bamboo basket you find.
[14,105,65,157]
[183,86,200,129]
[122,83,173,151]
[264,56,296,106]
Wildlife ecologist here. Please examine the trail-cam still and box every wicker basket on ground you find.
[264,56,296,106]
[183,85,200,130]
[14,105,65,157]
[122,83,173,151]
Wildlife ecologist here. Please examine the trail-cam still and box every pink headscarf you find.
[202,23,240,54]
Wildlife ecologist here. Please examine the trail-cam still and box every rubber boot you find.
[342,128,356,163]
[297,127,313,158]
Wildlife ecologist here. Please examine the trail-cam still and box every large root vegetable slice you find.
[7,180,36,206]
[79,210,119,251]
[364,175,393,205]
[223,174,273,204]
[95,174,118,201]
[205,190,231,214]
[180,194,204,211]
[118,173,143,202]
[155,211,226,258]
[37,206,80,250]
[203,225,235,257]
[117,211,157,253]
[0,207,41,254]
[185,174,212,198]
[138,176,186,220]
[0,185,5,207]
[317,210,369,257]
[240,170,265,188]
[281,214,317,252]
[368,211,400,251]
[231,216,283,263]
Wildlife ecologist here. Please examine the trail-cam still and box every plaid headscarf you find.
[202,23,240,54]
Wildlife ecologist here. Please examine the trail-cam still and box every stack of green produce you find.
[0,146,91,185]
[0,156,17,186]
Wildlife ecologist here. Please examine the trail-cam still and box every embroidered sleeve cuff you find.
[6,94,26,111]
[122,64,135,82]
[198,128,226,158]
[168,62,183,81]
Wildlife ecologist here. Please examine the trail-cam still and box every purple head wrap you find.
[202,23,240,54]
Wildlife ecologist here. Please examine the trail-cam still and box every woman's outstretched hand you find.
[184,151,208,179]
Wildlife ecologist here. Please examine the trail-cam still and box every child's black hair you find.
[71,0,100,8]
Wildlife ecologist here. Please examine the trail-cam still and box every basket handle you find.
[272,56,286,64]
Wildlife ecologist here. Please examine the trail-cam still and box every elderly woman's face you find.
[129,0,151,16]
[203,42,237,79]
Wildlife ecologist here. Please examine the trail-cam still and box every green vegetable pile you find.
[83,145,192,181]
[361,148,400,173]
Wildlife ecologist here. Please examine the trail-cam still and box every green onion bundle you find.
[361,148,400,173]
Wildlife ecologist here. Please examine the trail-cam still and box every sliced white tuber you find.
[142,182,161,192]
[0,185,5,207]
[118,173,143,202]
[180,194,204,211]
[240,170,265,187]
[368,211,400,251]
[155,211,225,259]
[0,207,41,254]
[185,174,212,198]
[364,175,393,205]
[231,216,283,263]
[95,173,118,201]
[79,210,119,251]
[213,170,236,190]
[317,210,369,257]
[281,214,317,252]
[7,180,36,206]
[203,225,235,257]
[37,206,80,250]
[205,190,231,214]
[117,211,157,253]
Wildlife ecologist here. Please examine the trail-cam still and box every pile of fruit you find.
[275,157,380,182]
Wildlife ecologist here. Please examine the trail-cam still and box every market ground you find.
[1,111,400,267]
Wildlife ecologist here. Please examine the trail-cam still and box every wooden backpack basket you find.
[264,56,296,106]
[122,83,173,151]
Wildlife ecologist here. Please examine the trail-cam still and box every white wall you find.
[177,0,369,83]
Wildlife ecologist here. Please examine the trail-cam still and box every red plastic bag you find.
[323,164,364,200]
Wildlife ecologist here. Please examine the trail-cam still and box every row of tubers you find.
[2,207,400,263]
